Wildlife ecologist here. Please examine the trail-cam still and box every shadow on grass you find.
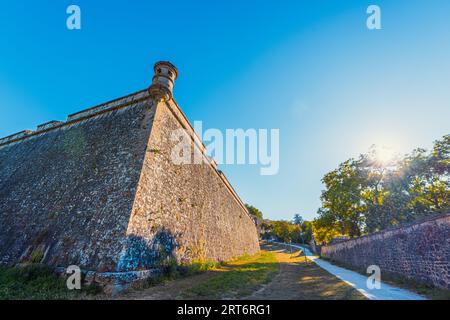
[180,250,279,300]
[177,244,365,300]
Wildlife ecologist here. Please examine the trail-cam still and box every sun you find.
[374,145,396,165]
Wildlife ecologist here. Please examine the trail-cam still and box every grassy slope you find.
[0,264,101,300]
[179,244,365,300]
[0,264,73,300]
[181,251,279,299]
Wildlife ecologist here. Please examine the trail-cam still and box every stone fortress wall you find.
[0,61,259,282]
[321,214,450,290]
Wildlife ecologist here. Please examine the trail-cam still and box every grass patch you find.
[176,260,219,278]
[181,251,279,299]
[158,258,220,282]
[29,249,44,264]
[0,264,72,300]
[0,264,103,300]
[129,259,220,292]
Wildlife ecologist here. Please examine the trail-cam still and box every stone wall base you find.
[55,266,162,296]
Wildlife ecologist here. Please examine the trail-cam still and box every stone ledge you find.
[37,121,64,131]
[0,130,34,145]
[0,89,150,148]
[55,266,162,295]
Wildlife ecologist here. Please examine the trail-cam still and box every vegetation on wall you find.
[245,204,263,220]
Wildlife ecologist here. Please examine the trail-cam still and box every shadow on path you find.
[276,241,427,300]
[244,243,365,300]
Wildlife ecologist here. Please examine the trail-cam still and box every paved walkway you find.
[274,242,427,300]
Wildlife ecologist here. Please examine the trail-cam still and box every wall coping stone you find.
[0,87,251,220]
[324,212,450,249]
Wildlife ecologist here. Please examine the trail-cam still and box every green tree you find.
[312,211,344,245]
[293,214,303,226]
[245,204,263,220]
[264,220,302,243]
[316,134,450,239]
[320,159,365,237]
[301,221,313,244]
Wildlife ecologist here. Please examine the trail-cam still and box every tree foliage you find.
[313,134,449,244]
[263,216,313,244]
[263,220,302,243]
[300,220,313,244]
[245,204,264,220]
[293,214,303,225]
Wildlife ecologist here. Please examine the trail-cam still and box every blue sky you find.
[1,1,449,221]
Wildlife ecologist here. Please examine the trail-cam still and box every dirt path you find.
[118,243,365,300]
[244,244,364,300]
[279,242,427,300]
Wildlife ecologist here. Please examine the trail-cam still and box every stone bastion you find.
[0,61,260,286]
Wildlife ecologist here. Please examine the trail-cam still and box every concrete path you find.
[274,242,427,300]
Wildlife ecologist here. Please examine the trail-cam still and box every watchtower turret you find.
[148,61,178,101]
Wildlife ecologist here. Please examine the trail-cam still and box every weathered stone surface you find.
[0,98,155,272]
[321,214,450,290]
[124,100,260,270]
[0,89,259,276]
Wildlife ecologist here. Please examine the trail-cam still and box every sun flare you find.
[374,145,396,165]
